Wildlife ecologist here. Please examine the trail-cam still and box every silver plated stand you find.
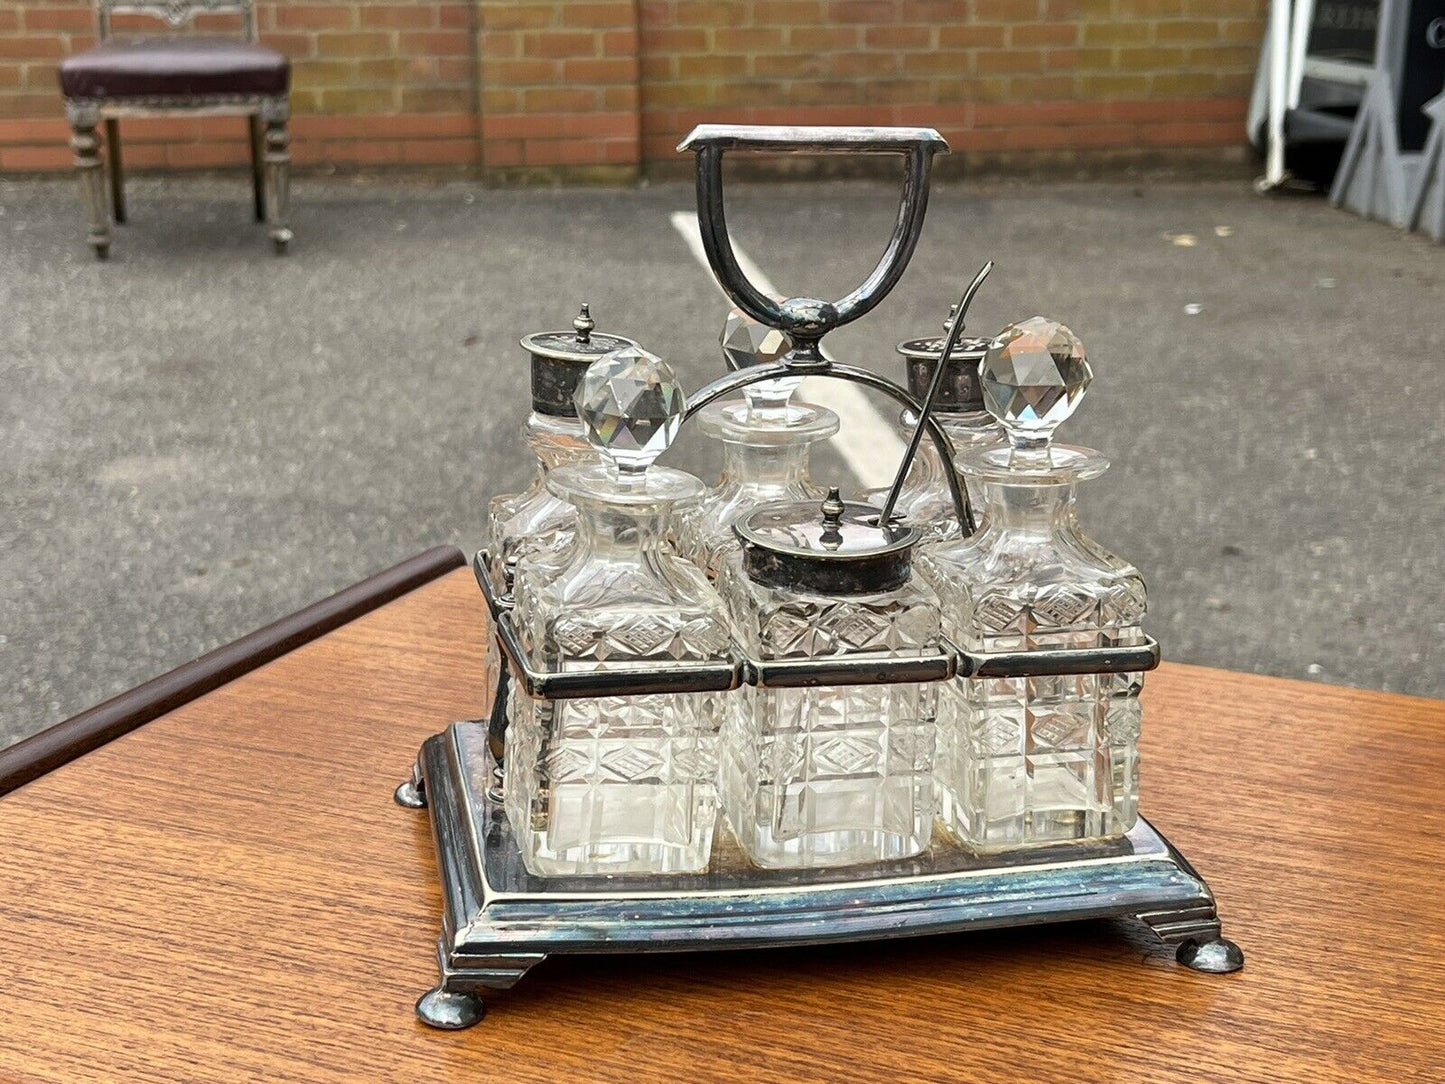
[401,126,1242,1029]
[402,722,1241,1030]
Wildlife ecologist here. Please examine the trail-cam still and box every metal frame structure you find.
[1406,91,1445,240]
[402,720,1241,1031]
[399,126,1243,1029]
[1329,0,1445,230]
[63,0,291,258]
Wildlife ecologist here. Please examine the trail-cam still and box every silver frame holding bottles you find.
[397,124,1244,1030]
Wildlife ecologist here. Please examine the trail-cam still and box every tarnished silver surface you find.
[736,493,920,595]
[680,124,948,364]
[1175,936,1245,973]
[414,986,485,1030]
[411,721,1240,1026]
[394,770,426,809]
[409,127,1238,1029]
[899,334,992,409]
[521,305,639,417]
[877,260,993,530]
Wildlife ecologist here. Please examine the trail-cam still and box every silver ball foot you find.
[1176,936,1244,974]
[393,779,426,809]
[415,987,485,1030]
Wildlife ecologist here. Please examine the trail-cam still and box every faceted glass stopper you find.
[575,345,686,475]
[720,306,802,416]
[981,317,1092,448]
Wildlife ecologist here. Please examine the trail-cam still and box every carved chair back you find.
[96,0,257,42]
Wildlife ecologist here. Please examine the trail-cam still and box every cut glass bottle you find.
[484,305,638,595]
[675,399,839,580]
[718,490,941,868]
[676,306,839,579]
[917,318,1143,851]
[505,345,733,876]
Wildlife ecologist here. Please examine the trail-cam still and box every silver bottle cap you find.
[520,304,639,417]
[735,488,919,594]
[896,303,991,411]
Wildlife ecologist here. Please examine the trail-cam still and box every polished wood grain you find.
[0,567,1441,1083]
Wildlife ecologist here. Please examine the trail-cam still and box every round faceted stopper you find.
[720,306,802,414]
[575,345,686,474]
[981,317,1092,444]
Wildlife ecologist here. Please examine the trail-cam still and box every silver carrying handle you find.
[678,124,950,365]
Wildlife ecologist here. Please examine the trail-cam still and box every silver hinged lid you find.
[735,488,920,594]
[520,304,639,417]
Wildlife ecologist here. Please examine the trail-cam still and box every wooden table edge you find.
[0,544,467,797]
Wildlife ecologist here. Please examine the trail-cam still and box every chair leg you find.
[261,116,292,254]
[69,117,112,259]
[248,116,265,223]
[105,118,126,225]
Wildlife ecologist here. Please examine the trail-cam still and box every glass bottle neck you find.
[979,479,1080,539]
[719,440,813,487]
[570,497,671,564]
[524,412,590,472]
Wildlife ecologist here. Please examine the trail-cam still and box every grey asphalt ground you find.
[2,174,1443,748]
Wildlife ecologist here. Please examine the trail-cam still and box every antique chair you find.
[58,0,292,258]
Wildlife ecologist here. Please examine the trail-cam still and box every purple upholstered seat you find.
[59,36,288,100]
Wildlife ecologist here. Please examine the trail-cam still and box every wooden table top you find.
[0,566,1441,1083]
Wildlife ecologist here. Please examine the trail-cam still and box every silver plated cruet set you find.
[397,124,1244,1031]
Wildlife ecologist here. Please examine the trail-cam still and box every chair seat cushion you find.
[59,37,289,100]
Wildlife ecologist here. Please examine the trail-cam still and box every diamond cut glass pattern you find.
[505,348,732,877]
[918,325,1143,852]
[981,317,1092,439]
[717,554,942,869]
[575,346,686,473]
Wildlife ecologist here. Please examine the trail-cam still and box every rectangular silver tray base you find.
[408,722,1239,1025]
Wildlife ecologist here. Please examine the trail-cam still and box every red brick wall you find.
[476,0,640,175]
[0,0,1264,176]
[639,0,1263,171]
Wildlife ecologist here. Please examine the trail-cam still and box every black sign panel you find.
[1310,0,1381,63]
[1400,0,1445,149]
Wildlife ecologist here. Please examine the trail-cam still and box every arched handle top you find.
[679,124,949,364]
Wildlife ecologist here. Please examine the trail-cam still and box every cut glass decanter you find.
[506,345,733,876]
[865,312,1002,541]
[675,307,839,579]
[485,305,638,595]
[917,319,1143,851]
[718,489,942,868]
